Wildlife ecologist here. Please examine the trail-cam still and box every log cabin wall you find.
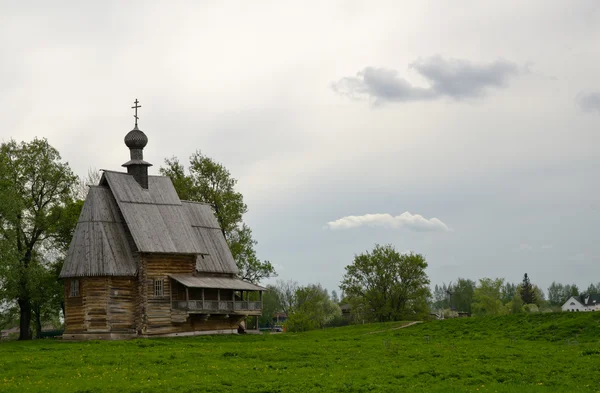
[64,279,84,333]
[108,277,136,332]
[139,253,195,335]
[65,277,137,334]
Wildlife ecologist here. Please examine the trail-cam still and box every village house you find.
[562,294,600,312]
[59,104,265,340]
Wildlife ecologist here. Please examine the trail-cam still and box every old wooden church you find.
[59,105,265,340]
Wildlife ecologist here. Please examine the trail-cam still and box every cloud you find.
[326,212,450,232]
[332,56,519,104]
[577,90,600,113]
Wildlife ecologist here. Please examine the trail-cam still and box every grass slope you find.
[1,313,599,393]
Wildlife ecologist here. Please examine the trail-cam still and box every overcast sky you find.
[1,1,599,296]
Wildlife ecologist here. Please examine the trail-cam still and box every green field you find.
[1,313,600,393]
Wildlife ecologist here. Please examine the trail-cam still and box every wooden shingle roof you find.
[59,186,137,278]
[182,201,239,275]
[102,171,207,255]
[60,170,239,278]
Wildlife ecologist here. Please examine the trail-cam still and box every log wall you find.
[139,254,195,335]
[64,277,136,334]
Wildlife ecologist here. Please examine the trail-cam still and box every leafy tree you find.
[472,278,507,316]
[431,283,450,310]
[331,290,340,304]
[507,293,524,314]
[452,278,475,313]
[519,273,536,304]
[501,282,517,304]
[340,245,431,322]
[584,283,600,295]
[0,138,77,340]
[258,286,281,328]
[564,284,579,298]
[289,284,341,330]
[531,285,546,307]
[547,282,565,306]
[160,153,275,283]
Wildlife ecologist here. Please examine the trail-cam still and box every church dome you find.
[124,125,148,149]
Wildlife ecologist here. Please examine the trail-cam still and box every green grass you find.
[1,313,600,392]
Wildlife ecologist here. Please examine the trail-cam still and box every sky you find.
[1,1,599,296]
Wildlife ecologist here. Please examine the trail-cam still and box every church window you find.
[154,279,164,296]
[70,279,80,297]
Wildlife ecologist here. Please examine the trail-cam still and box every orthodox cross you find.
[131,99,141,127]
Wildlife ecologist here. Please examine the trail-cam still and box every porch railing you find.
[172,300,262,313]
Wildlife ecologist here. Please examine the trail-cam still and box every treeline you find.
[430,275,600,316]
[260,244,433,332]
[260,281,344,332]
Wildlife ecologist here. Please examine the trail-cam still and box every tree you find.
[270,279,298,316]
[564,284,579,298]
[452,278,476,314]
[472,278,507,316]
[340,245,431,322]
[585,283,600,295]
[519,273,536,304]
[74,168,101,200]
[331,290,340,304]
[160,153,275,283]
[431,283,450,310]
[290,284,341,330]
[501,282,517,304]
[258,285,281,328]
[0,138,77,340]
[547,282,565,306]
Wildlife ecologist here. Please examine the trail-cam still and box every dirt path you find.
[365,321,423,335]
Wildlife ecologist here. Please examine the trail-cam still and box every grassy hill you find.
[1,312,599,392]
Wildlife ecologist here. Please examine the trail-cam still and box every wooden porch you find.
[169,274,266,317]
[171,300,262,314]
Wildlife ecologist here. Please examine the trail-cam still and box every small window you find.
[70,279,80,297]
[154,279,164,296]
[570,302,575,306]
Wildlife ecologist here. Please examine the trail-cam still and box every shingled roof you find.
[60,171,239,278]
[102,171,208,255]
[60,186,137,278]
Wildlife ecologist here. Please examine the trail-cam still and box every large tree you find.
[160,152,275,283]
[472,278,507,316]
[340,244,430,322]
[452,278,476,314]
[0,138,78,340]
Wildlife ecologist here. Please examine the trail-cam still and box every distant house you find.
[59,113,265,340]
[562,295,600,312]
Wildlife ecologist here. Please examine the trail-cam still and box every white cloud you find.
[326,212,450,232]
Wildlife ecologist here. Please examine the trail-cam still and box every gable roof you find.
[60,171,240,278]
[102,171,207,255]
[182,201,238,274]
[580,294,600,306]
[60,186,137,278]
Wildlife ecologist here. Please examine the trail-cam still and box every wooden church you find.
[59,103,265,340]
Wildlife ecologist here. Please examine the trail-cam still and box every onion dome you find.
[124,125,148,149]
